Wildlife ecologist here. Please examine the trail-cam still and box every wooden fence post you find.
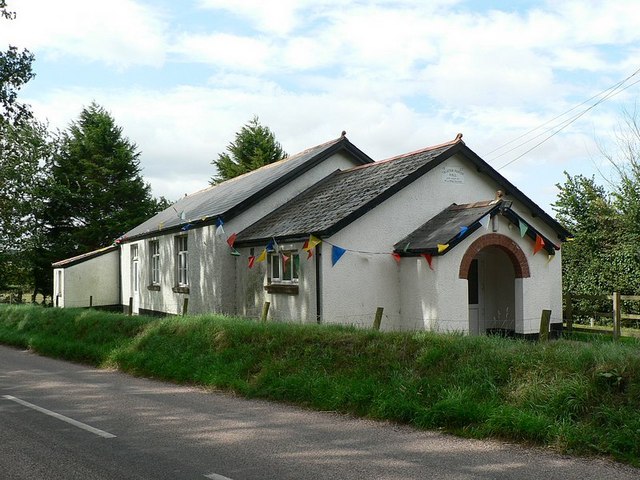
[373,307,384,331]
[128,297,133,316]
[539,309,551,342]
[565,293,573,333]
[182,297,189,316]
[612,291,621,341]
[261,301,270,323]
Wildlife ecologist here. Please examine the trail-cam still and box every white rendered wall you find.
[235,241,318,323]
[56,250,120,308]
[320,153,563,332]
[120,151,361,317]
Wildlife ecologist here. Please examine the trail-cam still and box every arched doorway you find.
[459,234,530,336]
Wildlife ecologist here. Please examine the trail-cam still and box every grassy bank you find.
[1,305,640,466]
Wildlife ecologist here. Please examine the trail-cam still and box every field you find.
[1,304,640,466]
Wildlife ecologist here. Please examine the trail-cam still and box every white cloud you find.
[171,33,272,71]
[11,0,640,213]
[1,0,167,68]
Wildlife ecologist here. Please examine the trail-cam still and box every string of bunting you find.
[128,210,561,269]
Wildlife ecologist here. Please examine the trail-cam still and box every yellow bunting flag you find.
[437,244,449,253]
[304,234,322,251]
[256,249,267,263]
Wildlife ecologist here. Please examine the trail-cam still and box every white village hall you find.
[53,134,571,338]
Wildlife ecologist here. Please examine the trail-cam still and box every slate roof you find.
[52,245,119,268]
[235,140,459,244]
[235,136,572,246]
[123,135,373,240]
[393,202,499,254]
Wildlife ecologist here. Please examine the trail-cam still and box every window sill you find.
[265,284,299,295]
[147,285,161,291]
[172,286,190,294]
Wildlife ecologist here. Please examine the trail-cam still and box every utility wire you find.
[481,66,640,170]
[496,75,640,171]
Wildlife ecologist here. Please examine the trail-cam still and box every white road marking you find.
[2,395,117,439]
[204,473,234,480]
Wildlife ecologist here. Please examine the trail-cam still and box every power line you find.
[481,67,640,170]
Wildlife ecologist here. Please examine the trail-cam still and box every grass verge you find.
[1,304,640,466]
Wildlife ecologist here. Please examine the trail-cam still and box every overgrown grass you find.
[2,305,640,466]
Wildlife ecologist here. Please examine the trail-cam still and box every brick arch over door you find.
[458,233,530,279]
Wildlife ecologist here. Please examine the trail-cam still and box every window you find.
[175,236,188,287]
[149,240,160,285]
[130,244,139,260]
[269,251,299,283]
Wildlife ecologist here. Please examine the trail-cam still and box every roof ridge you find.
[181,136,347,199]
[340,133,463,173]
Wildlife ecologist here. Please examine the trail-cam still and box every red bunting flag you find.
[282,253,290,269]
[227,232,237,248]
[392,253,401,263]
[421,253,434,270]
[302,239,309,250]
[533,234,545,255]
[248,256,255,269]
[307,249,313,260]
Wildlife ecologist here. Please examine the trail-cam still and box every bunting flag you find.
[457,226,468,238]
[181,223,194,231]
[304,235,322,251]
[230,249,241,257]
[266,238,275,252]
[547,254,554,263]
[518,219,528,238]
[302,239,309,250]
[282,253,290,269]
[307,249,313,260]
[332,245,347,266]
[533,234,545,255]
[226,233,237,248]
[248,256,255,269]
[256,249,267,262]
[215,218,225,236]
[421,253,434,270]
[437,244,449,253]
[392,253,401,263]
[478,215,490,230]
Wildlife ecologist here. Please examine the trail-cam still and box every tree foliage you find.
[0,0,34,125]
[210,116,286,184]
[46,103,160,258]
[0,118,53,289]
[554,107,640,297]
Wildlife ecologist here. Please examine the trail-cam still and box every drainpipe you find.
[315,243,322,324]
[118,245,123,309]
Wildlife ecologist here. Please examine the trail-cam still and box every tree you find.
[554,106,640,299]
[0,0,35,125]
[0,117,53,291]
[46,102,160,259]
[210,116,286,184]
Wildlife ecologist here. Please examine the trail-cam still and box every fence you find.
[564,292,640,340]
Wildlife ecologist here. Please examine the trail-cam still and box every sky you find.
[2,0,640,212]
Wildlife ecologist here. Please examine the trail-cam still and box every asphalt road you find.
[0,344,638,480]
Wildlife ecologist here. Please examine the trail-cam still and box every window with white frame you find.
[269,251,299,283]
[149,240,160,285]
[176,236,188,286]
